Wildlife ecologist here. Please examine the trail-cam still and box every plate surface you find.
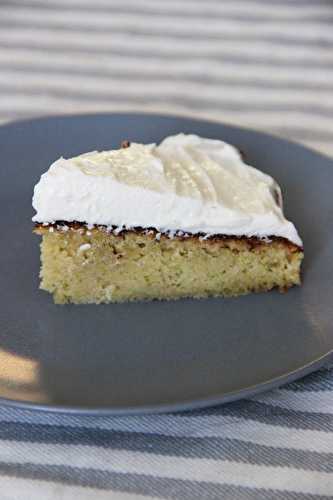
[0,113,332,415]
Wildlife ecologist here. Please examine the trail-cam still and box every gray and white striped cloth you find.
[1,0,333,498]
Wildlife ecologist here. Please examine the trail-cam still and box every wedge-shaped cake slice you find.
[32,134,303,304]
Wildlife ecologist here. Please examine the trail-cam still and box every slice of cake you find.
[32,134,303,304]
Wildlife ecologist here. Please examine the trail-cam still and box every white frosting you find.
[32,134,302,246]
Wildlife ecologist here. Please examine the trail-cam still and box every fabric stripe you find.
[251,390,333,414]
[1,26,332,54]
[0,411,332,452]
[2,35,331,65]
[11,0,333,20]
[0,474,158,500]
[0,423,332,472]
[1,27,331,55]
[2,64,331,94]
[0,51,331,87]
[6,5,333,24]
[0,71,331,110]
[2,7,333,42]
[0,441,332,495]
[2,88,333,120]
[12,0,333,6]
[285,368,333,392]
[2,14,333,33]
[193,400,333,431]
[2,25,332,49]
[0,466,330,500]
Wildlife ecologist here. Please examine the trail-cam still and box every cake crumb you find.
[113,226,123,236]
[261,236,273,243]
[78,243,91,253]
[200,234,210,241]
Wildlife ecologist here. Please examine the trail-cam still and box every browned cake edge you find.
[34,221,302,254]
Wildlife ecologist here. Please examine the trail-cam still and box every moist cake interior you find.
[35,223,303,304]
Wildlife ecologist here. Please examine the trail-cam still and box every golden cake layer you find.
[34,224,303,304]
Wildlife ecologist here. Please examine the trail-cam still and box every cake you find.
[32,134,303,304]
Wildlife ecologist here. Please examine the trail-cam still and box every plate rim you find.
[2,110,333,161]
[1,112,332,415]
[0,352,331,415]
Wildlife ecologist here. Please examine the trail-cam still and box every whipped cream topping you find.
[32,134,302,246]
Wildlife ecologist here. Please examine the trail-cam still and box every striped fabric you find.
[1,0,333,498]
[0,369,333,499]
[1,0,333,157]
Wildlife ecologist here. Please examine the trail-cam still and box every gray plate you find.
[0,113,332,415]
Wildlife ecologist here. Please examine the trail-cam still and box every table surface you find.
[0,1,332,499]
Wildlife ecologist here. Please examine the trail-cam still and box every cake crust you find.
[34,222,302,252]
